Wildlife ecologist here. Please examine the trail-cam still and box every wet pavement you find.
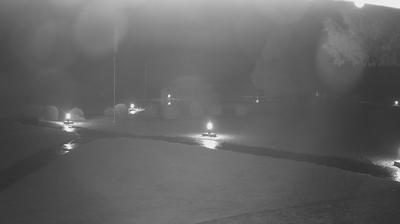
[0,121,399,192]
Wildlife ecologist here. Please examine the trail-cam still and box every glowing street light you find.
[65,113,71,120]
[167,93,172,99]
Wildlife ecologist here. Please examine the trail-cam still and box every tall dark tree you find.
[322,6,400,67]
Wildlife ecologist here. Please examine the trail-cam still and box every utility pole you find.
[113,26,119,124]
[144,64,148,100]
[113,50,116,124]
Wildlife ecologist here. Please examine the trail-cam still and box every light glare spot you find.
[207,121,213,131]
[201,139,219,150]
[63,143,74,150]
[63,124,75,133]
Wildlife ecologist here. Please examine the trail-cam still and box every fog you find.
[0,0,399,114]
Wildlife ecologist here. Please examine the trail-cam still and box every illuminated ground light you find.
[202,121,217,137]
[167,101,172,106]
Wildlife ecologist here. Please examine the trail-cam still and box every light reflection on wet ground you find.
[187,133,231,150]
[374,160,400,182]
[63,125,76,133]
[1,122,400,193]
[200,139,219,149]
[60,141,78,155]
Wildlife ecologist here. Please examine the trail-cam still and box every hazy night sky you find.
[0,0,399,114]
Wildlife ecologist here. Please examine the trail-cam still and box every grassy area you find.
[0,138,399,223]
[0,120,73,170]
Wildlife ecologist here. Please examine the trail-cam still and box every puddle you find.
[200,139,219,149]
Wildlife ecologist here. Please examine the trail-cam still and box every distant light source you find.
[354,0,365,8]
[202,121,217,137]
[65,113,71,120]
[255,97,260,104]
[394,101,399,106]
[167,93,171,99]
[167,101,172,106]
[128,103,145,115]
